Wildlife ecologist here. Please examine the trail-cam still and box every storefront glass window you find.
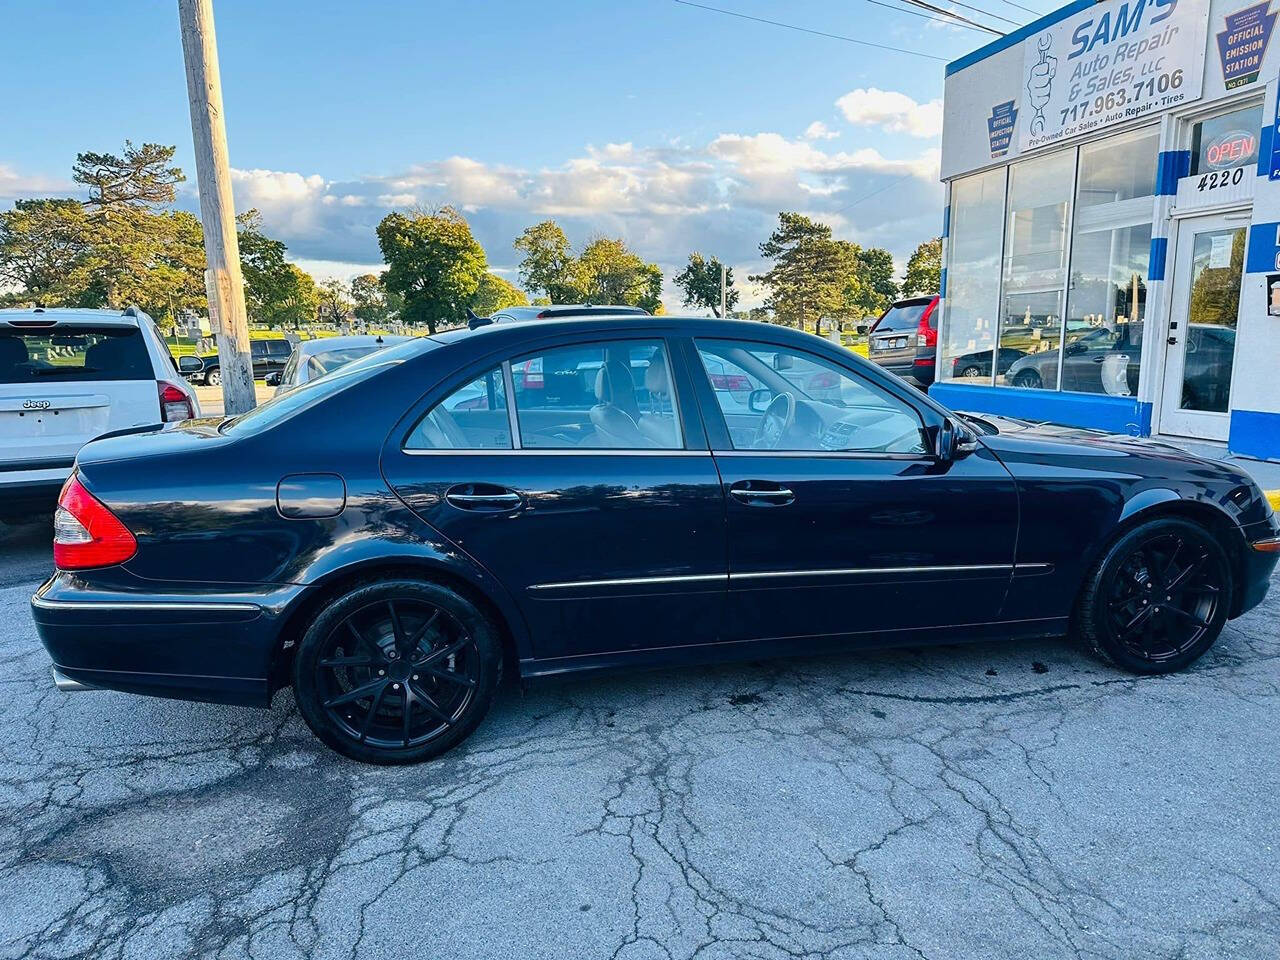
[996,149,1074,390]
[939,168,1006,383]
[1062,128,1158,396]
[1191,103,1263,176]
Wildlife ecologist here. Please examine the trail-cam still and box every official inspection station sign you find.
[1019,0,1210,153]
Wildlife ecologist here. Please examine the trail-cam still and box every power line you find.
[831,172,918,215]
[908,0,1023,28]
[897,0,1009,34]
[671,0,951,61]
[861,0,1002,34]
[987,0,1044,16]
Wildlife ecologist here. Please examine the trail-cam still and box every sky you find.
[0,0,1057,308]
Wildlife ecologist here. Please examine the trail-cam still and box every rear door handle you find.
[444,484,524,511]
[729,481,794,506]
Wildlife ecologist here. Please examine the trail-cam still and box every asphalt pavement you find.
[2,520,1279,959]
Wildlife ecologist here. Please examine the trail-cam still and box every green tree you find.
[902,237,941,297]
[316,277,353,325]
[576,236,663,312]
[73,140,185,209]
[673,252,738,316]
[837,242,899,320]
[0,199,92,305]
[514,220,579,303]
[236,209,319,328]
[350,273,396,327]
[377,206,488,334]
[750,212,849,334]
[472,272,529,314]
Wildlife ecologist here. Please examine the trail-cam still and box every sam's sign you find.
[1019,0,1209,153]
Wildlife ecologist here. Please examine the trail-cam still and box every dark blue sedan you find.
[32,316,1280,763]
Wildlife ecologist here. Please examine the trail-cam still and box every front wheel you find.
[293,579,502,764]
[206,368,222,387]
[1076,518,1232,674]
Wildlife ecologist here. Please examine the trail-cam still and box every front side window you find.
[696,340,927,455]
[511,340,680,449]
[404,367,512,450]
[939,167,1007,384]
[997,148,1075,390]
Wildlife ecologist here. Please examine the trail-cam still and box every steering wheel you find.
[754,391,795,449]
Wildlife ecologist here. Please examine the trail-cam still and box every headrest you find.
[0,336,29,368]
[593,358,638,416]
[644,352,669,395]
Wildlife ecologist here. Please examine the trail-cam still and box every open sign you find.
[1205,129,1258,169]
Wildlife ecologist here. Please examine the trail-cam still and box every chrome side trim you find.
[52,668,97,692]
[400,448,711,457]
[732,564,1016,580]
[529,573,728,591]
[31,596,261,613]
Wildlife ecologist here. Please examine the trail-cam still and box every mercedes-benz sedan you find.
[32,316,1280,763]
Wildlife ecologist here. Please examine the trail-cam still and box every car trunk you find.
[869,299,933,368]
[0,324,160,468]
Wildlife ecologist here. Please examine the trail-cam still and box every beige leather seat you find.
[589,359,652,447]
[638,354,679,448]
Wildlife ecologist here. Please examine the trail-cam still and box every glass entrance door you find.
[1159,214,1246,441]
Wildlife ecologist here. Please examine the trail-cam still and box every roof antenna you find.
[466,308,493,330]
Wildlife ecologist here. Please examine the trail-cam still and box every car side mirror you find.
[747,388,775,414]
[936,418,977,461]
[264,371,281,386]
[177,355,204,374]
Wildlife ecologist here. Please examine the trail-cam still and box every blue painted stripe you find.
[1258,124,1273,177]
[939,267,948,297]
[1229,409,1280,460]
[942,205,951,240]
[1155,151,1191,195]
[1148,237,1168,281]
[946,0,1093,76]
[930,383,1153,437]
[1246,221,1280,273]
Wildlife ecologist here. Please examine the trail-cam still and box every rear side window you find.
[0,326,152,383]
[405,368,512,450]
[874,302,929,333]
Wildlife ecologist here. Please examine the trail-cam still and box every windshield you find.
[221,338,432,436]
[0,326,152,383]
[874,302,930,333]
[308,345,378,378]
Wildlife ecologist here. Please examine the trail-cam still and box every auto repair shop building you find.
[933,0,1280,461]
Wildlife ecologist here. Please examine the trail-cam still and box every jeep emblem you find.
[23,399,51,410]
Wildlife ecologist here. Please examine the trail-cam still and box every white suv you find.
[0,307,200,522]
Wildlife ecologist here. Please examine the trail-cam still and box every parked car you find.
[267,335,411,396]
[865,296,939,388]
[489,304,649,322]
[191,336,292,385]
[950,346,1027,381]
[0,306,199,522]
[32,315,1279,764]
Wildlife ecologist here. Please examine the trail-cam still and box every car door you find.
[687,336,1020,647]
[381,334,726,665]
[249,340,269,378]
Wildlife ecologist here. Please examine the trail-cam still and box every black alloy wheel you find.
[294,580,502,763]
[1078,518,1231,673]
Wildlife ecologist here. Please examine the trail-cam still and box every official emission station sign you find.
[1217,1,1277,89]
[1019,0,1210,154]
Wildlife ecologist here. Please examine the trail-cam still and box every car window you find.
[280,351,300,386]
[267,340,292,356]
[308,346,376,377]
[404,367,512,450]
[251,341,268,357]
[874,302,929,333]
[511,340,681,450]
[695,340,927,455]
[0,326,153,383]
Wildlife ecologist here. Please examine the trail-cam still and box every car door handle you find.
[729,482,794,505]
[444,485,524,511]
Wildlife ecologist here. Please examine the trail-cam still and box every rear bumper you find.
[0,471,70,522]
[872,357,936,386]
[31,575,309,707]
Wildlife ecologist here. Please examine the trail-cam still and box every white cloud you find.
[0,164,73,203]
[836,88,944,139]
[803,121,839,141]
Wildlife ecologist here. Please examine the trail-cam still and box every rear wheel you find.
[959,365,984,379]
[206,368,222,386]
[1013,369,1042,389]
[293,579,502,764]
[1077,518,1231,673]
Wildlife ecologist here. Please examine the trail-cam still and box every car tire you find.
[959,365,984,379]
[207,368,222,387]
[1013,369,1042,389]
[293,579,503,764]
[1075,517,1232,674]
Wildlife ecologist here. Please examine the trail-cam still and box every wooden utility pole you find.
[178,0,255,414]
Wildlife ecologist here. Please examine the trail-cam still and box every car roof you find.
[296,334,413,356]
[0,307,148,328]
[491,304,650,321]
[429,314,835,351]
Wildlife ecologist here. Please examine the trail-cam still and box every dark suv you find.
[193,337,292,385]
[865,295,938,388]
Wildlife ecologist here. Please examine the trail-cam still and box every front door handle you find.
[1167,336,1178,345]
[444,484,524,511]
[729,481,794,506]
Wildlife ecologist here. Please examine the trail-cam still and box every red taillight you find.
[53,475,137,570]
[913,356,935,366]
[917,299,938,349]
[158,381,194,422]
